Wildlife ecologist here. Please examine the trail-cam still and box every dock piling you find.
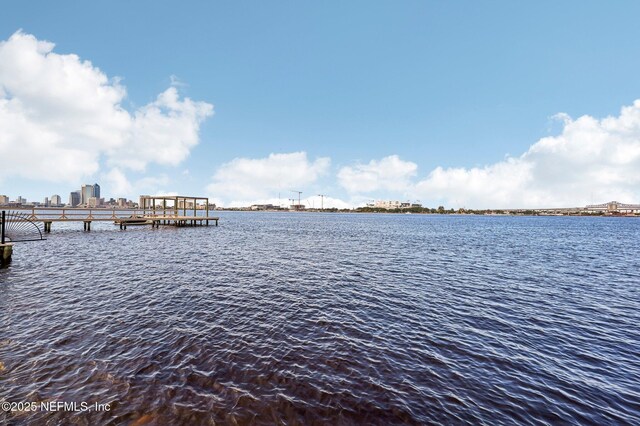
[0,211,11,266]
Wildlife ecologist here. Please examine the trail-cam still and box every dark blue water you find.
[1,213,639,425]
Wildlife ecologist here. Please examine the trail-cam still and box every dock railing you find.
[9,207,146,222]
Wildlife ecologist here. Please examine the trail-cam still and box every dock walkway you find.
[6,208,219,232]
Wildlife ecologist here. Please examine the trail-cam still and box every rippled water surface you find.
[1,213,639,425]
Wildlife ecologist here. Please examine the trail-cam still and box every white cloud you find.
[303,195,351,209]
[103,168,133,196]
[206,151,331,206]
[414,102,640,208]
[333,101,640,209]
[0,31,212,185]
[337,155,417,194]
[103,168,171,199]
[112,87,213,170]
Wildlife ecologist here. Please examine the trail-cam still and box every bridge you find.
[502,201,640,215]
[583,201,640,213]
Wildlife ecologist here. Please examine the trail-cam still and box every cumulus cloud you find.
[337,155,418,194]
[112,87,213,170]
[103,168,171,198]
[0,30,212,185]
[206,152,330,206]
[414,102,640,208]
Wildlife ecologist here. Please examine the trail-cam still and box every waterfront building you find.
[81,185,93,205]
[69,191,81,207]
[374,200,402,209]
[251,204,277,210]
[139,195,150,209]
[373,200,422,210]
[79,183,101,206]
[16,196,26,205]
[51,195,62,206]
[0,195,8,205]
[178,200,195,209]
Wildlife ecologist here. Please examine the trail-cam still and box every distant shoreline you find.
[3,206,638,217]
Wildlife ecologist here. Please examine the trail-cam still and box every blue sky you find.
[2,1,640,208]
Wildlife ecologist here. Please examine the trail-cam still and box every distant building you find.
[139,195,150,209]
[81,185,92,205]
[69,191,81,207]
[16,196,26,205]
[79,183,101,205]
[251,204,277,210]
[44,197,49,207]
[0,195,8,205]
[374,200,402,209]
[87,197,98,208]
[117,198,127,208]
[178,200,195,209]
[50,195,62,206]
[373,200,421,210]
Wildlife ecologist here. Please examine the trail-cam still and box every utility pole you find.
[317,194,326,210]
[291,190,302,211]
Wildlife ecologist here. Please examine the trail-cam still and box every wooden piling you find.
[0,243,12,266]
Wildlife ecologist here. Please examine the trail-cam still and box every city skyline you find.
[0,182,136,208]
[2,2,640,208]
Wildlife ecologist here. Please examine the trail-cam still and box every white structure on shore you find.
[373,200,422,210]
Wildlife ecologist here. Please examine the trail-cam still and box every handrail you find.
[2,207,213,221]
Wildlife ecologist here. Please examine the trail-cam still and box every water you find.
[1,213,639,425]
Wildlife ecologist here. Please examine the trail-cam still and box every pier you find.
[2,195,219,235]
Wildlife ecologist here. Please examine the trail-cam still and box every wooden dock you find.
[6,210,219,232]
[5,194,220,233]
[115,215,219,230]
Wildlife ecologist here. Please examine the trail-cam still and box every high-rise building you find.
[0,195,8,205]
[81,185,93,205]
[51,195,62,206]
[80,183,101,205]
[69,191,81,207]
[44,197,49,207]
[17,196,26,205]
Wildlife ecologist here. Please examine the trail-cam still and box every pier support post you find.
[44,221,52,233]
[0,243,12,267]
[83,221,91,232]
